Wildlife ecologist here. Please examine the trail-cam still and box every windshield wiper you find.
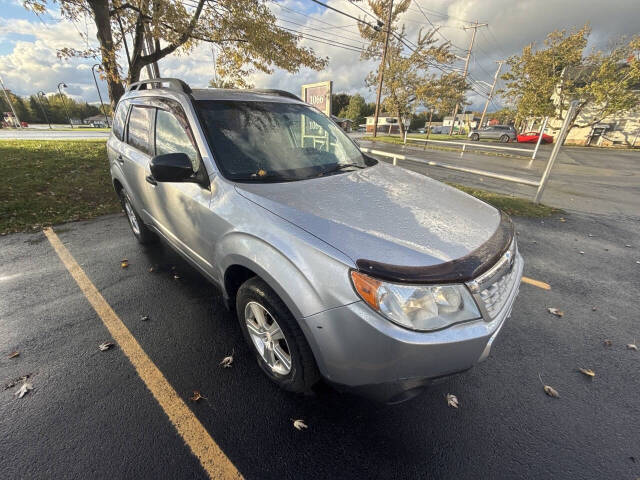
[319,163,366,176]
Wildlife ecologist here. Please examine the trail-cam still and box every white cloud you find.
[1,0,639,110]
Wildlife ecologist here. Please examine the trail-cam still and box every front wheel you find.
[500,134,510,143]
[236,277,319,393]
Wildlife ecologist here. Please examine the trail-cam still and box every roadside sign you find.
[300,81,333,150]
[301,81,332,116]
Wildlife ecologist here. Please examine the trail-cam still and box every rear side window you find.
[112,100,129,140]
[127,105,154,155]
[155,109,199,171]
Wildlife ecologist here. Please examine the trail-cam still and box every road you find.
[0,129,109,140]
[358,138,640,217]
[1,211,639,479]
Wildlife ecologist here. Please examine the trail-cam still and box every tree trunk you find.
[87,0,125,109]
[397,109,405,137]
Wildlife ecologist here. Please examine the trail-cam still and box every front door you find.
[145,102,214,274]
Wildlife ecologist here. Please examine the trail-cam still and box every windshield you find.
[196,100,370,182]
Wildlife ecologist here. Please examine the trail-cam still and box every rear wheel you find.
[236,277,319,393]
[500,134,510,143]
[470,133,479,141]
[118,189,157,244]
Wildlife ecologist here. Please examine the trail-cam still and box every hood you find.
[235,162,502,271]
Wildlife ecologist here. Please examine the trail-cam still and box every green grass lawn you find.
[449,184,560,218]
[0,139,559,235]
[0,140,120,234]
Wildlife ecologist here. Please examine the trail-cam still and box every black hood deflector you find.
[355,211,514,284]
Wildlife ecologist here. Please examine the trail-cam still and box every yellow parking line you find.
[521,276,551,290]
[43,228,242,480]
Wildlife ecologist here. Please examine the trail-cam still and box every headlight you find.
[350,271,481,331]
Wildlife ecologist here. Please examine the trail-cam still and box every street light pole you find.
[36,91,52,129]
[372,0,393,139]
[448,20,487,135]
[92,64,110,126]
[0,74,23,128]
[479,60,504,129]
[57,82,73,129]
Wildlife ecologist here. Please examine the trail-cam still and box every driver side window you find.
[155,109,200,171]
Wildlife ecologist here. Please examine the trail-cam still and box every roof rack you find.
[127,78,192,94]
[246,89,301,101]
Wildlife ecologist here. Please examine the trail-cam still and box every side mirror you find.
[150,153,194,183]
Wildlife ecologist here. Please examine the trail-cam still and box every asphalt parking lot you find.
[2,204,639,479]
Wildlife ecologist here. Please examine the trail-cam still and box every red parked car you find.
[517,131,553,143]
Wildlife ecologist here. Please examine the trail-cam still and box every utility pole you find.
[372,0,393,138]
[0,74,23,128]
[448,20,487,135]
[479,60,504,129]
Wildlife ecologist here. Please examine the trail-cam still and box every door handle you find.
[116,154,124,165]
[145,175,157,186]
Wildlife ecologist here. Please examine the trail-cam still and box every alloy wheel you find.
[123,197,141,235]
[244,301,292,375]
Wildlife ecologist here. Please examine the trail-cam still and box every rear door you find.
[121,103,156,220]
[145,100,214,273]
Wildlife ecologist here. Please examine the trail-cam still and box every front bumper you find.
[301,253,523,403]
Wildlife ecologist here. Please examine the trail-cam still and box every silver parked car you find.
[469,125,518,143]
[108,78,523,403]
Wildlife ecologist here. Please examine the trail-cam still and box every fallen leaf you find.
[120,259,129,269]
[559,218,566,222]
[625,244,631,248]
[15,382,33,399]
[547,307,564,317]
[539,373,559,398]
[219,355,233,368]
[4,374,30,390]
[98,341,114,351]
[579,368,595,378]
[292,419,308,430]
[190,390,206,402]
[173,273,181,280]
[627,343,638,351]
[579,251,585,255]
[543,385,560,398]
[603,339,612,346]
[8,351,19,359]
[446,393,459,408]
[592,306,597,311]
[141,315,150,321]
[148,266,156,273]
[588,234,594,237]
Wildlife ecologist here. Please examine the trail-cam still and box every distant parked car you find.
[430,125,448,134]
[21,121,29,128]
[517,131,553,144]
[468,125,517,143]
[417,127,426,134]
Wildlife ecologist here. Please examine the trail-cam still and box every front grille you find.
[478,260,519,318]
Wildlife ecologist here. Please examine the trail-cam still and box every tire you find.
[118,189,157,244]
[500,134,510,143]
[470,133,479,141]
[236,277,320,393]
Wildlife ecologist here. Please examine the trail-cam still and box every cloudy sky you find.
[0,0,638,110]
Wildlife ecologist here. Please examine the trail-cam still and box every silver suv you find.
[108,78,523,403]
[469,125,518,143]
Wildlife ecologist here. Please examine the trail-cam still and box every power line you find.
[276,16,364,43]
[273,3,361,34]
[342,0,379,22]
[309,0,381,31]
[276,25,364,53]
